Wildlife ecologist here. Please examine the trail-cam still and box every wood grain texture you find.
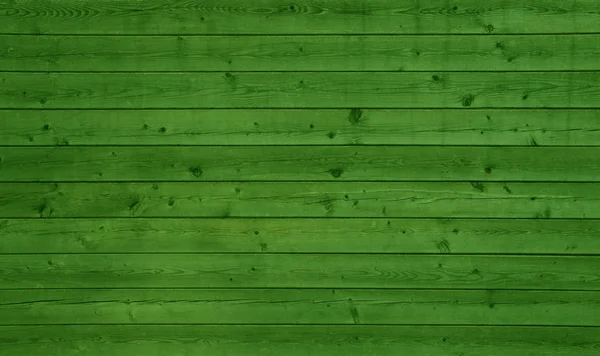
[2,146,600,182]
[2,109,600,146]
[0,182,597,218]
[2,325,599,356]
[1,0,600,35]
[1,289,599,325]
[1,218,598,254]
[2,72,599,109]
[2,35,599,71]
[0,254,598,289]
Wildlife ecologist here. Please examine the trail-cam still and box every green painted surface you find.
[1,1,599,354]
[2,72,600,108]
[3,109,600,146]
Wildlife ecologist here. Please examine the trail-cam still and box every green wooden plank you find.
[0,254,598,289]
[2,109,600,146]
[1,289,599,325]
[2,146,600,182]
[2,35,599,71]
[1,0,599,35]
[1,325,599,356]
[2,72,599,109]
[0,182,597,218]
[1,218,598,254]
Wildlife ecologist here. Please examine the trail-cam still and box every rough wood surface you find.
[1,218,597,254]
[2,146,600,182]
[2,109,599,146]
[0,182,597,218]
[1,289,599,325]
[2,35,599,71]
[2,72,599,108]
[1,0,599,35]
[2,0,599,352]
[0,254,598,289]
[2,325,599,356]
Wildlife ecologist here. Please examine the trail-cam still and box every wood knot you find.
[485,24,494,33]
[159,127,167,133]
[471,182,485,192]
[327,131,336,139]
[329,168,343,178]
[189,166,203,177]
[348,108,365,125]
[461,94,475,107]
[484,166,492,174]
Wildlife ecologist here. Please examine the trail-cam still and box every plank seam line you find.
[0,217,598,221]
[1,287,595,292]
[3,288,599,292]
[0,323,597,327]
[1,108,599,111]
[2,107,599,110]
[3,70,600,73]
[4,144,600,148]
[2,33,600,37]
[1,252,599,257]
[4,180,600,183]
[3,217,600,221]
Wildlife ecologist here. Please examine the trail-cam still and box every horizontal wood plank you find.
[2,146,600,182]
[0,182,597,218]
[2,35,600,71]
[2,109,600,146]
[0,254,598,289]
[2,72,599,109]
[1,289,598,325]
[1,325,598,356]
[1,218,598,254]
[1,0,599,35]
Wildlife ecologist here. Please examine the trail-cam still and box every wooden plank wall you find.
[1,0,600,355]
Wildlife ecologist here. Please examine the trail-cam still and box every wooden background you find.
[1,0,600,355]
